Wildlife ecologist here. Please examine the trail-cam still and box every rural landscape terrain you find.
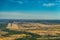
[0,19,60,40]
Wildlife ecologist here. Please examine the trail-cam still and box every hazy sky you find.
[0,0,60,19]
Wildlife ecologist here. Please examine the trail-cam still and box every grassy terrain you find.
[0,22,60,40]
[0,29,60,40]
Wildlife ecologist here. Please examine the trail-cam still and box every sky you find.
[0,0,60,19]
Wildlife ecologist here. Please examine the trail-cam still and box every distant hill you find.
[0,19,60,24]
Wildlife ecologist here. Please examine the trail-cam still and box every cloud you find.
[55,0,60,2]
[9,0,24,4]
[16,1,24,4]
[0,12,60,19]
[43,3,56,7]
